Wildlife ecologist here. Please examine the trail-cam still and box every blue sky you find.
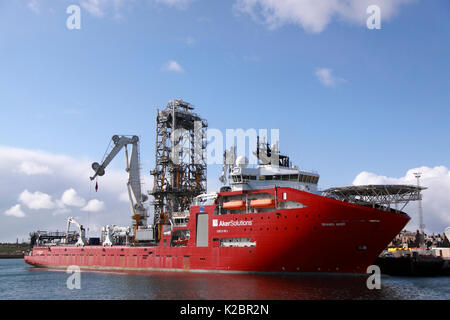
[0,0,449,241]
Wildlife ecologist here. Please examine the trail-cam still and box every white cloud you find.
[0,146,150,242]
[81,199,105,212]
[234,0,415,33]
[27,0,40,14]
[52,205,71,216]
[185,36,196,47]
[17,161,53,176]
[353,166,450,234]
[156,0,195,9]
[61,188,86,207]
[4,205,26,218]
[162,60,185,73]
[315,68,345,87]
[80,0,195,18]
[119,192,130,202]
[18,190,55,210]
[80,0,111,18]
[243,55,261,63]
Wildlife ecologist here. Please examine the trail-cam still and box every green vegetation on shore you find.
[0,243,30,257]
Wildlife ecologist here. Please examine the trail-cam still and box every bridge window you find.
[290,174,299,181]
[231,175,242,183]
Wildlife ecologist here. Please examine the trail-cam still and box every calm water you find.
[0,259,449,300]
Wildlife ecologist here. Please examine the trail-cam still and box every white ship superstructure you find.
[221,139,320,193]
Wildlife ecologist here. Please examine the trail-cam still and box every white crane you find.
[101,225,131,247]
[66,217,87,247]
[90,135,148,237]
[445,227,450,243]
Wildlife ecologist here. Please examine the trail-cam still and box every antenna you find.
[413,172,425,246]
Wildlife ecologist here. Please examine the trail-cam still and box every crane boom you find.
[66,216,86,247]
[91,135,148,231]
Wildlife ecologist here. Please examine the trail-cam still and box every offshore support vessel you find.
[25,100,423,274]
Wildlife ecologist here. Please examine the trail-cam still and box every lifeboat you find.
[250,198,275,208]
[222,200,246,210]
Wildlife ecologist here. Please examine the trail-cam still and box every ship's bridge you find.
[229,165,320,192]
[222,138,320,193]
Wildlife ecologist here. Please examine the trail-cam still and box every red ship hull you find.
[24,187,410,274]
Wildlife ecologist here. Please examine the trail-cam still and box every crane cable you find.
[93,137,112,194]
[86,178,92,239]
[86,138,111,239]
[101,138,113,163]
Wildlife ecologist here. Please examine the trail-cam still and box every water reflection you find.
[10,261,450,300]
[115,272,392,300]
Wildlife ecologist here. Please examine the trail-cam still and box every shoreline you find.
[0,255,24,259]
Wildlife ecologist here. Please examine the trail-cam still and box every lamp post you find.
[414,172,425,248]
